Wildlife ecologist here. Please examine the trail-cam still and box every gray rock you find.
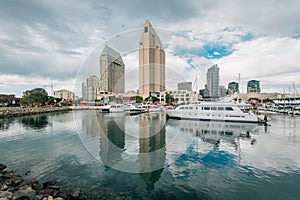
[0,191,13,199]
[0,163,7,171]
[69,187,80,199]
[1,184,9,191]
[42,181,56,189]
[35,194,45,200]
[13,186,35,200]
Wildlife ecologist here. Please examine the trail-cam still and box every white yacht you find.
[124,104,146,115]
[101,104,125,113]
[142,104,164,112]
[166,101,266,123]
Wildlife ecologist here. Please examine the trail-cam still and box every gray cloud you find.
[0,0,299,95]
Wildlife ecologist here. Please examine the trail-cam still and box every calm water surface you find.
[1,110,300,199]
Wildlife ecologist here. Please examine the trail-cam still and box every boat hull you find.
[166,114,260,123]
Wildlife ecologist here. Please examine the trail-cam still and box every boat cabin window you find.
[204,107,210,110]
[189,107,193,110]
[179,107,184,110]
[211,107,217,110]
[225,107,234,111]
[218,107,224,111]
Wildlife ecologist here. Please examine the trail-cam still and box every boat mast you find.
[237,73,240,102]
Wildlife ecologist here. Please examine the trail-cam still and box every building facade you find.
[177,82,192,91]
[219,85,227,97]
[86,75,99,101]
[99,45,125,94]
[139,20,165,96]
[168,90,197,104]
[247,80,260,93]
[228,82,239,95]
[206,64,220,98]
[53,89,75,100]
[81,82,86,100]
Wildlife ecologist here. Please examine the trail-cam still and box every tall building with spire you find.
[139,20,165,96]
[99,45,125,94]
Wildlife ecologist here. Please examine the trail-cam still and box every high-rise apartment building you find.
[228,82,239,95]
[81,82,86,100]
[139,20,165,96]
[247,80,260,93]
[99,45,125,94]
[86,75,98,101]
[206,64,220,98]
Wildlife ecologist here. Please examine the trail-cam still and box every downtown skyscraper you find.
[206,64,220,98]
[139,20,165,96]
[99,45,125,94]
[85,75,99,101]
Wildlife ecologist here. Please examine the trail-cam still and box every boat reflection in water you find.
[167,119,258,156]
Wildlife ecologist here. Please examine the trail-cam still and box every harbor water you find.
[1,110,300,199]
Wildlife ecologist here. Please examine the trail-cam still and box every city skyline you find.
[0,1,300,97]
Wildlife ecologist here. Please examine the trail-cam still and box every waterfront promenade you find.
[0,107,71,118]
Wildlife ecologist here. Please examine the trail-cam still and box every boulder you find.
[0,163,7,171]
[0,191,13,199]
[42,181,56,189]
[13,186,35,200]
[69,186,80,199]
[54,197,63,200]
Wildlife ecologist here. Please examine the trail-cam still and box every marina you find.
[1,110,300,199]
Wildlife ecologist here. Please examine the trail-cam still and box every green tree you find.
[145,95,159,103]
[47,96,62,105]
[21,88,48,106]
[135,96,143,103]
[165,92,174,105]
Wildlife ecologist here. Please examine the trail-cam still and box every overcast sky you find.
[0,0,300,97]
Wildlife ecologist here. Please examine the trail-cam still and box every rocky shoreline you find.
[0,107,71,118]
[0,163,133,200]
[0,163,85,200]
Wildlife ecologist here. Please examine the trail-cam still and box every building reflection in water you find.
[81,111,102,137]
[98,113,125,168]
[139,113,166,190]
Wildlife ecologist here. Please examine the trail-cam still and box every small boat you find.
[124,104,146,115]
[142,104,163,112]
[166,101,267,123]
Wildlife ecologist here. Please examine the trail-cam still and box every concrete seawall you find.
[0,107,71,118]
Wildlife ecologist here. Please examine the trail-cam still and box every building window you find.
[144,27,148,33]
